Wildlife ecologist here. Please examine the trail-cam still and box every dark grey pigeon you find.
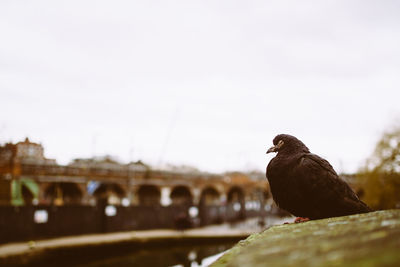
[266,134,371,220]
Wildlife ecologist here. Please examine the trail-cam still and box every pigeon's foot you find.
[282,217,310,224]
[294,217,310,223]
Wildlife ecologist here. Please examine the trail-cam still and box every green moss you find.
[211,210,400,267]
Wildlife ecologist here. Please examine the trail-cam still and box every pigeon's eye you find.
[276,140,284,149]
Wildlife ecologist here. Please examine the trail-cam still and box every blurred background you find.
[1,1,400,266]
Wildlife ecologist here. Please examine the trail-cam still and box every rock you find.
[211,210,400,267]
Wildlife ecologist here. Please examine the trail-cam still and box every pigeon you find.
[266,134,371,221]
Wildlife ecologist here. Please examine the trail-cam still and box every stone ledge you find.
[211,210,400,267]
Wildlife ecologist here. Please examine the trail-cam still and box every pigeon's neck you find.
[279,145,310,155]
[274,146,310,163]
[276,151,303,162]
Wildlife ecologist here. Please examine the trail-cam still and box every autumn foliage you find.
[358,126,400,209]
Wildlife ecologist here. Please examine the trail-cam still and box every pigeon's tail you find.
[358,200,373,213]
[343,196,373,216]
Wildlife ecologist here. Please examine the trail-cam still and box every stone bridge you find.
[5,163,270,211]
[0,138,270,209]
[0,139,274,239]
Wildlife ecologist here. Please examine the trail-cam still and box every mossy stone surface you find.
[211,210,400,267]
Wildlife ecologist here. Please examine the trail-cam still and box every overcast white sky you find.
[1,1,400,174]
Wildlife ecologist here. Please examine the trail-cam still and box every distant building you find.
[0,137,56,166]
[69,156,148,172]
[0,138,58,205]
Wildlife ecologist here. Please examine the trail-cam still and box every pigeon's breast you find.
[266,154,306,213]
[266,158,292,202]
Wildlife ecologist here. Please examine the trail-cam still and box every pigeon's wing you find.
[292,153,370,219]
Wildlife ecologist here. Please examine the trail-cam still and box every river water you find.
[76,241,235,267]
[75,217,291,267]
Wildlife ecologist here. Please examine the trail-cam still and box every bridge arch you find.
[226,186,245,221]
[199,186,222,225]
[200,186,220,206]
[251,187,270,201]
[44,182,83,205]
[93,183,126,205]
[246,187,269,212]
[137,184,161,206]
[21,184,34,205]
[227,186,245,203]
[170,185,193,206]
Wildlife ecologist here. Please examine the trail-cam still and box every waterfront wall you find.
[0,204,266,244]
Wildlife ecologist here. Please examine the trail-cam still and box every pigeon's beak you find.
[266,146,277,154]
[266,140,284,154]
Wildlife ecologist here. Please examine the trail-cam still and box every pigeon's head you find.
[266,134,309,154]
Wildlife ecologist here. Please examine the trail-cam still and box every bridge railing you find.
[19,164,144,178]
[18,164,221,181]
